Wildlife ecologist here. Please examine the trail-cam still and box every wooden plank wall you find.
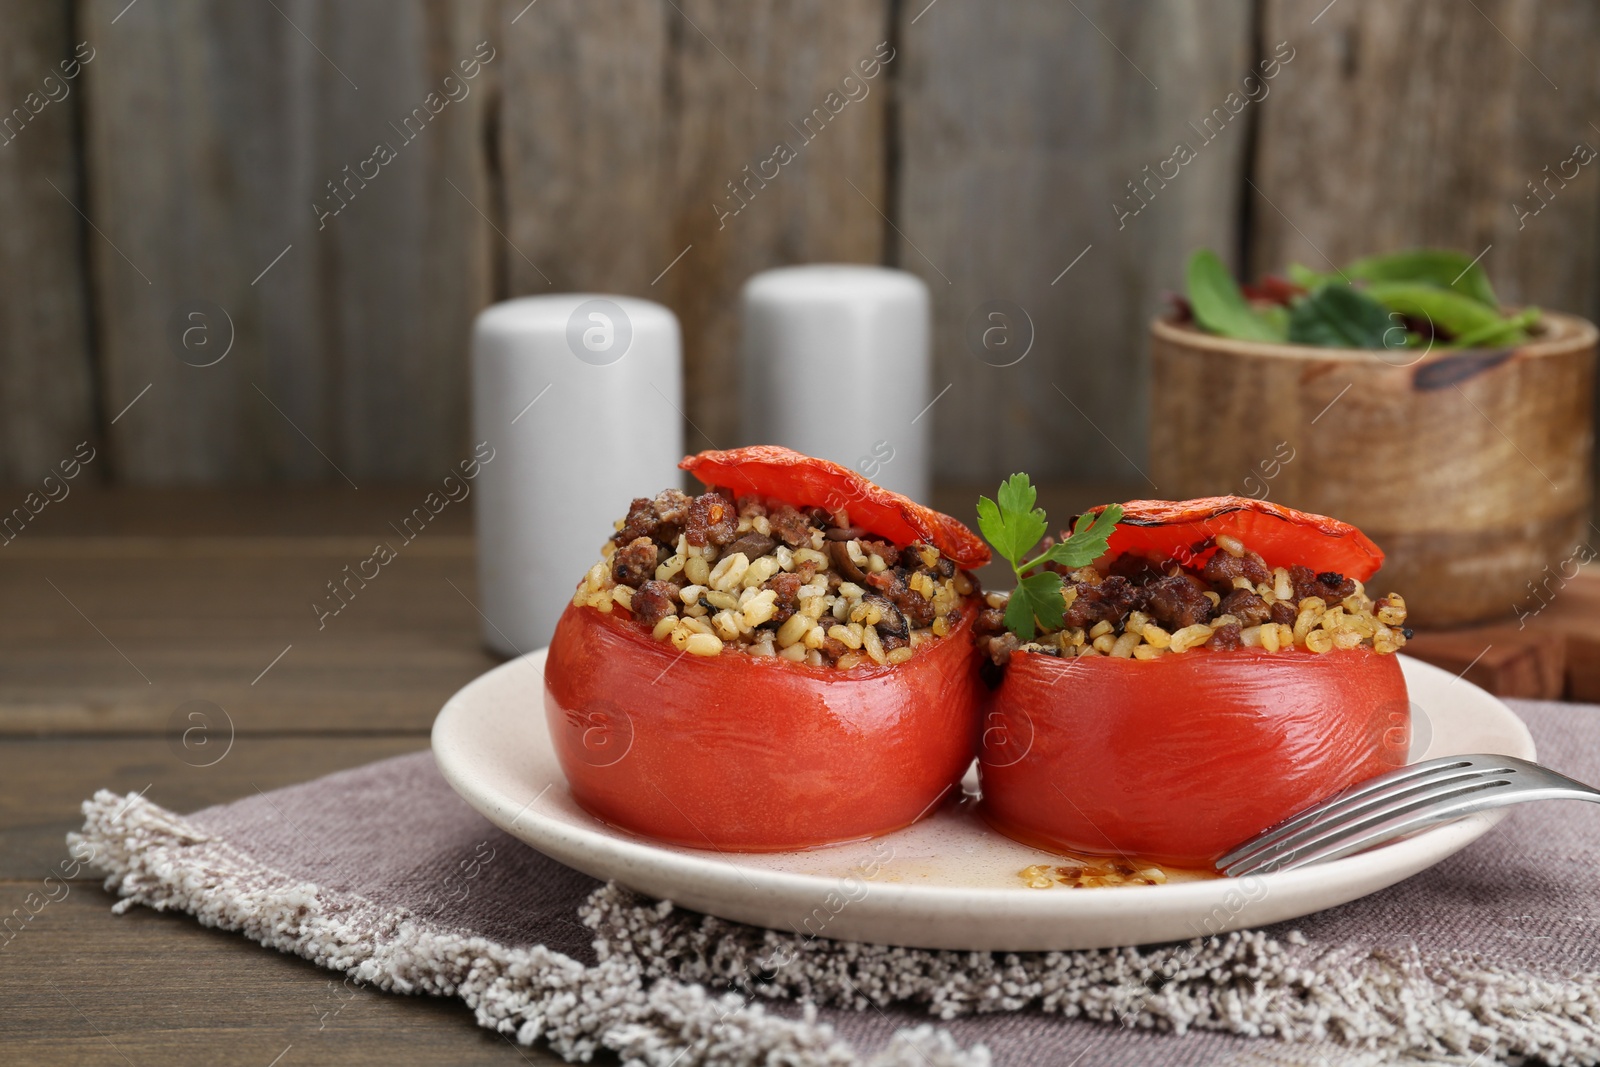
[78,0,495,483]
[897,0,1254,486]
[495,0,891,450]
[0,1,95,482]
[1251,0,1600,315]
[3,0,1597,486]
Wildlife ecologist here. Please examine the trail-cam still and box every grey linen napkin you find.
[74,699,1600,1067]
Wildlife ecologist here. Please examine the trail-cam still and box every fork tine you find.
[1214,757,1478,869]
[1222,776,1515,876]
[1214,756,1499,869]
[1231,781,1520,874]
[1218,761,1514,871]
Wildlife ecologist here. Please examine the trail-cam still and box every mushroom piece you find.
[829,539,869,583]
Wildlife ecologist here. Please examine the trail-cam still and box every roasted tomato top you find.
[973,496,1408,668]
[1083,495,1384,581]
[682,446,991,569]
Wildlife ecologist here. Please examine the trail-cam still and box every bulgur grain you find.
[827,624,863,650]
[975,528,1407,664]
[581,491,979,668]
[685,632,723,657]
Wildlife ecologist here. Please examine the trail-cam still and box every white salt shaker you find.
[740,265,932,502]
[471,294,683,655]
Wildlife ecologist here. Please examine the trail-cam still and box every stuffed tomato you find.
[545,445,990,851]
[976,496,1412,868]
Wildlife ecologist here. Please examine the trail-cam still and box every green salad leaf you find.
[1286,262,1325,290]
[1344,249,1499,309]
[1449,307,1542,349]
[1186,249,1285,343]
[1363,281,1533,346]
[1287,283,1395,349]
[1189,247,1537,349]
[976,474,1121,642]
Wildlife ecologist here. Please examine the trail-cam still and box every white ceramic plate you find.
[432,653,1535,951]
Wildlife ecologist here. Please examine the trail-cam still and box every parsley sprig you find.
[976,474,1122,642]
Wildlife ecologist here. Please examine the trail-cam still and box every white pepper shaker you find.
[740,265,932,502]
[471,294,683,655]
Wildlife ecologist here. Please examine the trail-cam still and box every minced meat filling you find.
[571,489,978,668]
[975,531,1410,666]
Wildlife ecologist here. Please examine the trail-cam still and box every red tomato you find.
[682,446,991,569]
[978,647,1410,867]
[980,496,1408,867]
[546,599,986,850]
[1086,496,1385,581]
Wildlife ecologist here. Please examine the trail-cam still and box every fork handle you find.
[1243,784,1600,873]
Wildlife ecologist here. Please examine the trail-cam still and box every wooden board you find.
[78,0,495,483]
[1398,569,1600,702]
[16,0,1600,499]
[0,0,94,483]
[1400,626,1567,701]
[1514,567,1600,701]
[1251,0,1600,319]
[0,485,475,538]
[78,0,892,482]
[895,0,1255,486]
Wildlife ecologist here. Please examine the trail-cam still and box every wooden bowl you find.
[1149,311,1596,627]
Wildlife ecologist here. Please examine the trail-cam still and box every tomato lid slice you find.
[1083,495,1385,580]
[680,446,991,569]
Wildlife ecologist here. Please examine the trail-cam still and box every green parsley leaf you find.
[977,476,1121,644]
[976,473,1048,569]
[1005,571,1068,643]
[1030,503,1123,571]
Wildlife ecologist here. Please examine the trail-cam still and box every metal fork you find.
[1216,754,1600,877]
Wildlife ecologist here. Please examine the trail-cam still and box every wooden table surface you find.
[3,485,1593,1065]
[0,488,575,1065]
